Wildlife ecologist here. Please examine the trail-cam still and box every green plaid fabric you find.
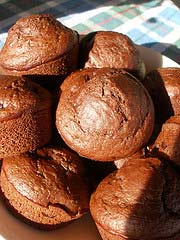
[0,0,179,64]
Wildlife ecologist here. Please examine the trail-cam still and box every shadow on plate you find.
[136,45,163,73]
[0,194,101,240]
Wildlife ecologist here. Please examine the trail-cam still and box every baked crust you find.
[0,14,79,79]
[143,67,180,124]
[79,31,145,79]
[0,75,52,157]
[56,68,154,161]
[0,146,89,229]
[90,157,180,239]
[151,116,180,166]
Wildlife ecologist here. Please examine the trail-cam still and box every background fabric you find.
[0,0,179,64]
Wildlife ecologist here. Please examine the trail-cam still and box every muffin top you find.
[56,68,154,161]
[90,157,180,239]
[2,146,89,213]
[151,67,180,85]
[79,31,145,79]
[0,75,51,120]
[143,67,180,123]
[0,14,78,71]
[151,115,180,166]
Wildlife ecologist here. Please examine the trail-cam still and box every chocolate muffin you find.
[90,157,180,240]
[151,116,180,166]
[79,31,145,79]
[143,67,180,124]
[0,75,52,158]
[56,68,154,161]
[114,147,149,169]
[0,14,79,88]
[0,146,89,229]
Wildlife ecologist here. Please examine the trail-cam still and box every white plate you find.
[0,46,179,240]
[136,45,179,72]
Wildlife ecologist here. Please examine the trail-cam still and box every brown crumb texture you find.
[1,169,74,227]
[56,68,154,161]
[152,116,180,166]
[0,45,79,77]
[79,31,145,79]
[0,76,52,158]
[0,14,79,78]
[0,109,52,158]
[90,157,180,239]
[143,67,180,124]
[0,146,89,228]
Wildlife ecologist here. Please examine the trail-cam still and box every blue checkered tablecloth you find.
[0,0,179,64]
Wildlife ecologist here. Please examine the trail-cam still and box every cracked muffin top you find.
[79,31,146,79]
[90,157,180,239]
[56,68,154,161]
[0,14,78,71]
[1,146,89,214]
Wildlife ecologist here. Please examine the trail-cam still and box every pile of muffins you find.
[0,14,180,239]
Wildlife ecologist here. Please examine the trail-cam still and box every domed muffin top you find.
[2,146,89,213]
[0,75,51,120]
[0,14,78,71]
[90,157,180,239]
[56,68,154,161]
[79,31,145,79]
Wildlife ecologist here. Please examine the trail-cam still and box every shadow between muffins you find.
[122,156,180,240]
[142,70,174,125]
[90,152,180,240]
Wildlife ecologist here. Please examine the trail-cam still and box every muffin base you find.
[0,43,79,86]
[95,222,180,240]
[0,168,84,230]
[0,108,52,158]
[96,223,131,240]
